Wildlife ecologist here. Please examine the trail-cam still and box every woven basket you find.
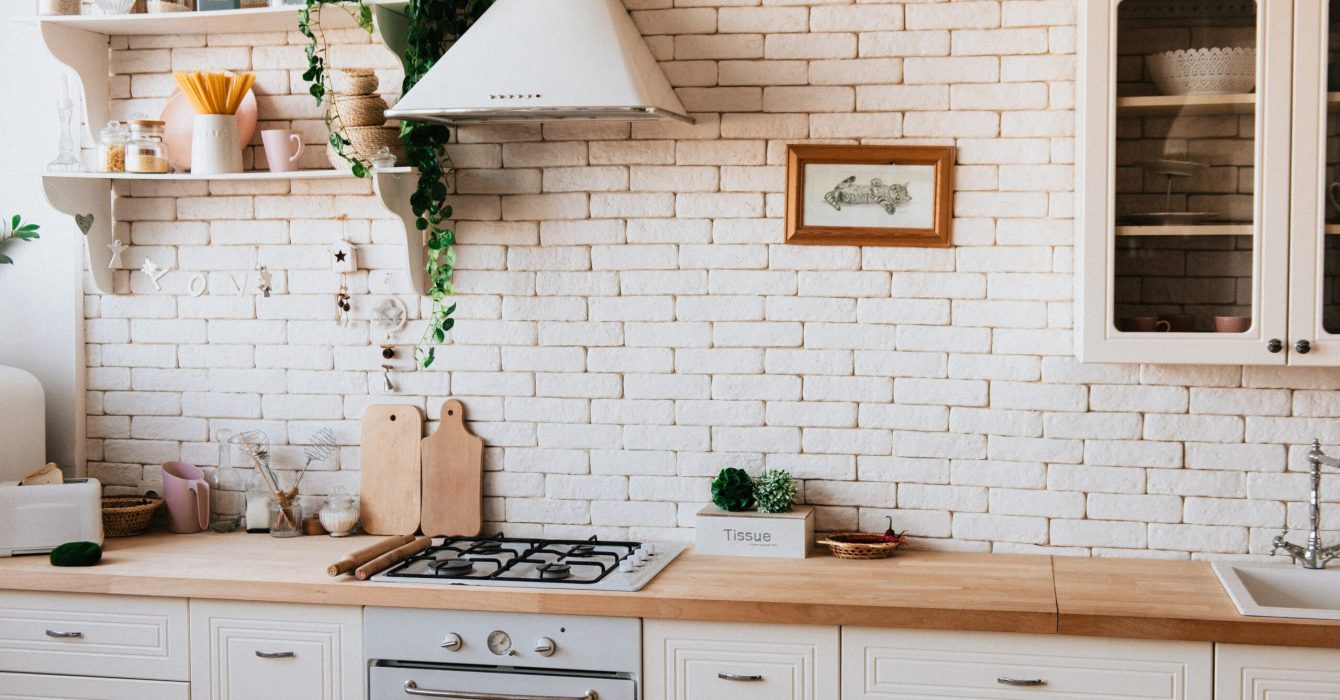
[332,68,378,97]
[332,95,388,128]
[326,126,405,169]
[102,496,162,537]
[816,532,905,560]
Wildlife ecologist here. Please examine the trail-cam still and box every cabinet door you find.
[190,599,363,700]
[843,628,1212,699]
[0,671,189,700]
[1078,0,1292,364]
[643,619,839,700]
[1216,644,1340,699]
[1288,0,1340,364]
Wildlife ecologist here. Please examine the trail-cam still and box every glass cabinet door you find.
[1080,0,1291,365]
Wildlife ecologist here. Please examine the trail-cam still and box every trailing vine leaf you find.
[401,0,493,368]
[0,216,40,266]
[300,0,375,178]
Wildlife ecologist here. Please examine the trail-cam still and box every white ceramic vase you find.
[190,114,243,175]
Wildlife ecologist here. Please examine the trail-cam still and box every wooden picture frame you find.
[785,144,955,247]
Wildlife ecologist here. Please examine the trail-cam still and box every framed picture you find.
[785,144,955,247]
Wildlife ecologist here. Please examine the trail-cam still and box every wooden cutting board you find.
[359,404,424,536]
[420,399,483,537]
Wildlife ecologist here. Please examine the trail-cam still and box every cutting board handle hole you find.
[447,409,454,416]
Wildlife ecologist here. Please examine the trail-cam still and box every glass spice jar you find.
[97,121,128,173]
[126,119,168,173]
[318,490,360,537]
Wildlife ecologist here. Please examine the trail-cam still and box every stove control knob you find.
[533,637,557,657]
[440,633,463,652]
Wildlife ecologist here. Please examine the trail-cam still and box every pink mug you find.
[162,461,210,534]
[261,129,303,173]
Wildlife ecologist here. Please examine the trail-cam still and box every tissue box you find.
[695,504,813,558]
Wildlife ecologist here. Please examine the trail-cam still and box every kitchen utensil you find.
[1214,315,1252,333]
[1148,47,1256,96]
[269,498,301,537]
[1119,316,1171,333]
[286,427,337,499]
[261,129,303,172]
[160,89,257,170]
[162,461,210,534]
[354,535,433,580]
[327,533,416,576]
[421,399,484,538]
[101,496,161,537]
[360,404,424,536]
[190,114,242,174]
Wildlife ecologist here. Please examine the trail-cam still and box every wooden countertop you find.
[2,533,1338,647]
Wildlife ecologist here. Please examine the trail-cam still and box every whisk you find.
[288,428,338,498]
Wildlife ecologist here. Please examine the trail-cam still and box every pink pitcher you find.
[162,461,210,534]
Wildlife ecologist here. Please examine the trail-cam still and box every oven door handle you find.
[403,680,598,700]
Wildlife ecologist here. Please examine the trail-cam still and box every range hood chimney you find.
[386,0,693,126]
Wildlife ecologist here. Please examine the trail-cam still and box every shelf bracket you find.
[41,175,114,295]
[372,168,425,295]
[372,3,412,75]
[39,22,109,144]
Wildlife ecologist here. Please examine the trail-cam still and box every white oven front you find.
[370,663,637,700]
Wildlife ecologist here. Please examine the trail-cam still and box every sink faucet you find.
[1271,439,1340,570]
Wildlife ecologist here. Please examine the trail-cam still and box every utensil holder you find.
[190,114,242,175]
[269,497,302,538]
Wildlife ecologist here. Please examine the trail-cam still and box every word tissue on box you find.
[695,504,813,558]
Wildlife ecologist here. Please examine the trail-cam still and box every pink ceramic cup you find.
[1214,316,1252,333]
[261,129,303,173]
[162,460,210,534]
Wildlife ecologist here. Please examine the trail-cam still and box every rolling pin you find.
[355,536,433,580]
[327,534,416,577]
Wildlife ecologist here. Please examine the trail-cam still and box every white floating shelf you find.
[1115,224,1253,236]
[42,167,423,296]
[35,1,406,35]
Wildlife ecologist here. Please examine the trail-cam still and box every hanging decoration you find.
[256,265,273,298]
[140,258,169,291]
[106,239,127,269]
[299,0,375,177]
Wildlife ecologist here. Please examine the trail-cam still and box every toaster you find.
[0,478,103,557]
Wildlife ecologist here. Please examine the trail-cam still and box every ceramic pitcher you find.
[162,460,210,534]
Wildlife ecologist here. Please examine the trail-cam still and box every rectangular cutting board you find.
[359,404,424,536]
[420,399,483,537]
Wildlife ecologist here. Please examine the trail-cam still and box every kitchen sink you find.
[1213,562,1340,621]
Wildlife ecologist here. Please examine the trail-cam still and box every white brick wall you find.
[84,0,1337,559]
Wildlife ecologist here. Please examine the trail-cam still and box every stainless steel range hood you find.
[385,0,693,126]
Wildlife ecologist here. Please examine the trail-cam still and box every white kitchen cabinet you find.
[1216,643,1340,699]
[842,628,1212,699]
[1079,1,1340,365]
[189,599,364,700]
[0,590,189,682]
[0,671,189,700]
[643,619,840,700]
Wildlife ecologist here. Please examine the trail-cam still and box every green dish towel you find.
[50,541,102,567]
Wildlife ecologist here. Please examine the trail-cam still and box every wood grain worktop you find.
[1,533,1337,647]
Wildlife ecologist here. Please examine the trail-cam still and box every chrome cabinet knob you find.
[1297,339,1312,354]
[1267,339,1283,353]
[440,633,463,652]
[534,637,557,657]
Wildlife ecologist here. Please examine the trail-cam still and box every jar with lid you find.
[97,121,128,173]
[318,489,360,537]
[126,120,169,173]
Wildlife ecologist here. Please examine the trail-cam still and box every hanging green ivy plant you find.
[299,0,374,178]
[400,0,492,368]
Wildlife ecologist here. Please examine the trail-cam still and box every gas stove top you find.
[370,534,685,592]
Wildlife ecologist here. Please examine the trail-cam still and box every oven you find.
[366,607,640,700]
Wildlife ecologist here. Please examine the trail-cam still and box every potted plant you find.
[0,216,40,265]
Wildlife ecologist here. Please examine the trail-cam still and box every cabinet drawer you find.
[0,671,189,700]
[843,628,1211,699]
[644,619,839,700]
[0,591,188,681]
[190,599,363,700]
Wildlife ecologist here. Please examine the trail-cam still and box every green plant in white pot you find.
[0,216,39,265]
[754,469,798,514]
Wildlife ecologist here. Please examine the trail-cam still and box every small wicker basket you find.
[332,95,388,128]
[101,496,162,537]
[816,532,905,560]
[332,68,378,97]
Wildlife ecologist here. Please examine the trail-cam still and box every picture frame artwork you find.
[785,144,955,247]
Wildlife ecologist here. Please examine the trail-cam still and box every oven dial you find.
[533,637,557,657]
[439,633,462,652]
[487,630,514,656]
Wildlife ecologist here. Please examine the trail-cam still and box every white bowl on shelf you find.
[1148,47,1256,96]
[93,0,137,13]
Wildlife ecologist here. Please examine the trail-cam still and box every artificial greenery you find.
[711,468,756,512]
[753,469,797,514]
[400,0,492,368]
[0,215,40,265]
[299,0,375,178]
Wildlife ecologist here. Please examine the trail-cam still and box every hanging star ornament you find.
[106,239,127,269]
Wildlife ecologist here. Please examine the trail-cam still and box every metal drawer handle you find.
[402,680,598,700]
[254,650,296,659]
[718,673,764,682]
[997,677,1046,687]
[44,630,83,639]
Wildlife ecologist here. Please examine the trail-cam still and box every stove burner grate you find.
[432,558,475,576]
[536,563,571,580]
[379,534,643,586]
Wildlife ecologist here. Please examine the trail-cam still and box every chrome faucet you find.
[1271,439,1340,570]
